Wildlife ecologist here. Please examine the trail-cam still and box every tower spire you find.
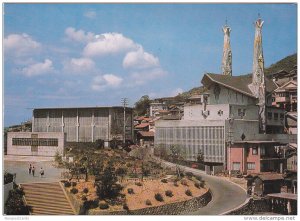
[249,16,266,133]
[222,21,232,76]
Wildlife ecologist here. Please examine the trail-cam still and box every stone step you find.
[26,198,72,207]
[21,182,75,215]
[26,201,73,211]
[31,207,74,215]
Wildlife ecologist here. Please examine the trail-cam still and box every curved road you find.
[159,159,248,215]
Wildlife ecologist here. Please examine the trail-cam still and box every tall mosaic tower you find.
[221,23,232,76]
[249,17,266,133]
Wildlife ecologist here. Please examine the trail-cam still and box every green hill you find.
[264,53,297,75]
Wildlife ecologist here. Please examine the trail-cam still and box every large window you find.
[274,113,279,120]
[247,162,255,170]
[232,162,241,171]
[260,146,266,156]
[267,112,272,120]
[252,146,258,155]
[12,138,59,147]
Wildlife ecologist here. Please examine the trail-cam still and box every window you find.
[238,109,246,118]
[252,147,258,155]
[232,162,241,171]
[247,162,255,170]
[267,112,272,120]
[280,113,284,120]
[260,146,266,156]
[218,110,223,116]
[274,113,279,120]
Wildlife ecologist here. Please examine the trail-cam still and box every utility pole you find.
[121,98,128,144]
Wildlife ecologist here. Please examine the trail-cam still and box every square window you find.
[267,112,272,120]
[252,147,258,155]
[247,162,255,170]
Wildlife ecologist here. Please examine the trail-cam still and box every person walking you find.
[28,164,32,175]
[40,167,44,178]
[32,166,35,177]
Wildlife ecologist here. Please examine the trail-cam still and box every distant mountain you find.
[177,53,297,99]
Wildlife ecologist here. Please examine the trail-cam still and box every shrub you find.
[165,190,173,197]
[71,182,77,187]
[194,182,201,189]
[81,196,87,201]
[200,180,205,188]
[195,176,202,181]
[186,172,194,179]
[123,203,129,211]
[185,189,192,196]
[135,182,142,186]
[83,188,89,194]
[99,201,109,210]
[83,199,98,210]
[173,182,179,187]
[154,193,164,202]
[70,188,78,194]
[181,179,188,186]
[64,181,71,188]
[127,188,134,194]
[161,179,168,183]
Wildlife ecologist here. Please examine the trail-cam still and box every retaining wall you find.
[88,189,212,215]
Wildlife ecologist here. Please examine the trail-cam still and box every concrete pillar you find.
[76,109,79,142]
[47,111,50,132]
[91,110,95,142]
[61,110,64,133]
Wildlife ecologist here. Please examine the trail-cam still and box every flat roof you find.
[33,106,133,110]
[234,141,280,144]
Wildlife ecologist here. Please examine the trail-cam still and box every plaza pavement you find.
[4,155,67,184]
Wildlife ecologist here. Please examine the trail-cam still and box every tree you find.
[170,145,183,179]
[95,166,122,200]
[115,167,127,182]
[197,150,204,164]
[134,95,151,116]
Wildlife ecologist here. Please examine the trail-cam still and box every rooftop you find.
[267,193,297,201]
[33,106,133,110]
[202,73,277,98]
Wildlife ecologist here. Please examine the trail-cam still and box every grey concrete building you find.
[32,106,134,145]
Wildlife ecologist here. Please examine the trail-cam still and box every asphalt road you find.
[159,160,248,215]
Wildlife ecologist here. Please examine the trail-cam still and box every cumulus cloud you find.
[21,59,54,77]
[4,33,41,57]
[84,10,97,19]
[83,33,138,57]
[130,68,167,85]
[91,74,123,91]
[65,27,95,43]
[123,48,160,69]
[64,57,95,73]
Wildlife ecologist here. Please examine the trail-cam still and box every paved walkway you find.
[4,156,66,184]
[157,159,249,215]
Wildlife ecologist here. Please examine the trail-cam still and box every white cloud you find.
[84,10,97,19]
[123,48,160,69]
[171,88,184,96]
[91,74,123,91]
[83,33,138,57]
[64,57,95,73]
[21,59,54,77]
[4,33,41,57]
[130,68,167,85]
[65,27,95,43]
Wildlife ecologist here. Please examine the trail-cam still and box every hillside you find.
[179,53,297,99]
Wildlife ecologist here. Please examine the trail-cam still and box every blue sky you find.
[4,3,297,126]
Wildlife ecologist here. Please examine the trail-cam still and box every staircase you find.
[21,182,75,215]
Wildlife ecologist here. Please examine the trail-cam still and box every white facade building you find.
[7,132,65,156]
